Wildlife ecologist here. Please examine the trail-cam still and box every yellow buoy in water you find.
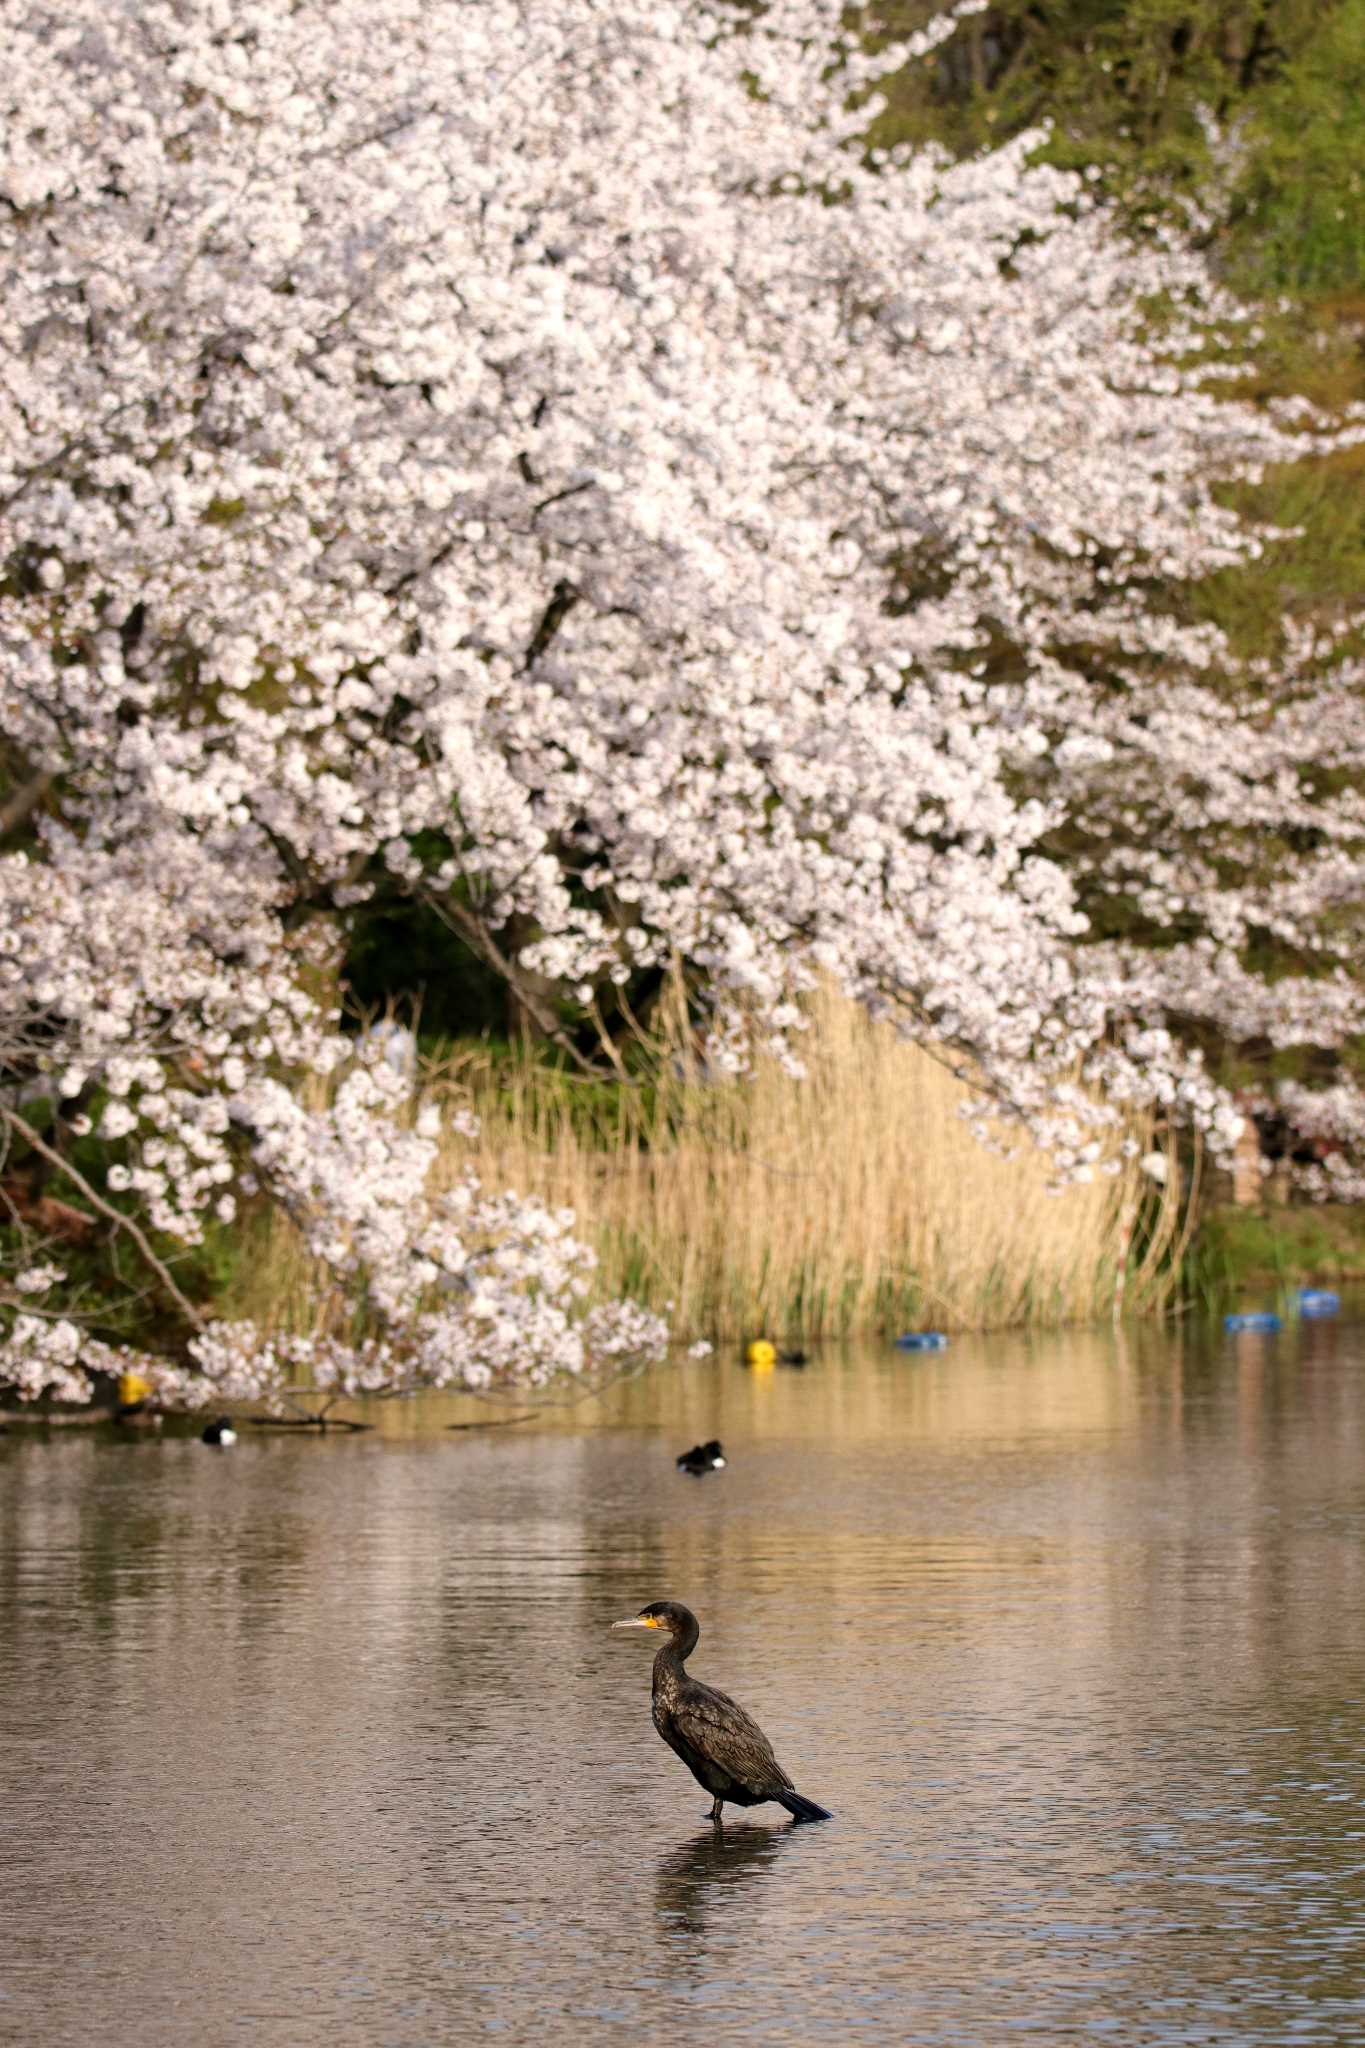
[117,1371,153,1408]
[745,1339,777,1369]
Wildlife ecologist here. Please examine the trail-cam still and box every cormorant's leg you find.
[710,1797,724,1829]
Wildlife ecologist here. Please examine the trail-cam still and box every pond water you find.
[4,1318,1365,2046]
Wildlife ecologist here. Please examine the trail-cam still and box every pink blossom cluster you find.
[2,0,1361,1399]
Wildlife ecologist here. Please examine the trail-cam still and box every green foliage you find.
[1193,451,1365,658]
[1226,6,1365,294]
[1184,1201,1365,1305]
[0,1088,255,1354]
[874,2,1354,280]
[343,897,510,1043]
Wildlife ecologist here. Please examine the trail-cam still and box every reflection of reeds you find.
[227,987,1182,1348]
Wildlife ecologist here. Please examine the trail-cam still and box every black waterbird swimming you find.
[611,1600,832,1827]
[676,1440,726,1475]
[200,1416,237,1447]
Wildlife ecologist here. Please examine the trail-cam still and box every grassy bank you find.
[230,989,1183,1347]
[1184,1203,1365,1305]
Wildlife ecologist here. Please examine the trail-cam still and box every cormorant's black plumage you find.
[612,1600,832,1826]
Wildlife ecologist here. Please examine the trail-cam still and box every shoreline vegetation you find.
[1189,1203,1365,1301]
[5,2,1364,1415]
[226,988,1180,1352]
[222,979,1365,1357]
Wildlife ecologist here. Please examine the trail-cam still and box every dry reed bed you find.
[446,990,1179,1340]
[231,991,1180,1347]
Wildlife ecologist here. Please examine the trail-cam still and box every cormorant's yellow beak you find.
[611,1615,663,1631]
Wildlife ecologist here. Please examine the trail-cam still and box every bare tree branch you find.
[417,884,604,1078]
[0,1104,206,1331]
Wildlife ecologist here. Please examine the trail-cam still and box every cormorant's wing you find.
[674,1678,794,1794]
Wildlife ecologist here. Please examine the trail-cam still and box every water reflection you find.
[5,1317,1365,2044]
[654,1824,788,1949]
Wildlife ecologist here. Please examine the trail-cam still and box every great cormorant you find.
[611,1600,831,1826]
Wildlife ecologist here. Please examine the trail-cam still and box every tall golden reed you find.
[444,986,1179,1340]
[229,987,1181,1346]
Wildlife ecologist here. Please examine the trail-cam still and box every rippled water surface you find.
[5,1320,1365,2045]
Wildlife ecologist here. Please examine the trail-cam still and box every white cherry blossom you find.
[2,0,1361,1400]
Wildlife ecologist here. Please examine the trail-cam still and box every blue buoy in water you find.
[895,1332,948,1351]
[1297,1288,1340,1318]
[1224,1311,1281,1334]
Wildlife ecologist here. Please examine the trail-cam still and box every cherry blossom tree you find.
[2,0,1360,1401]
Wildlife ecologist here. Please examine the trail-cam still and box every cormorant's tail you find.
[776,1790,833,1824]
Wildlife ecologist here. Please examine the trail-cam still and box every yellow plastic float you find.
[745,1339,777,1369]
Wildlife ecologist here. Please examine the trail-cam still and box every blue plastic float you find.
[1223,1311,1282,1333]
[895,1331,948,1351]
[1296,1288,1340,1318]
